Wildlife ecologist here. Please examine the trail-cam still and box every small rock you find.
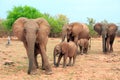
[4,60,14,65]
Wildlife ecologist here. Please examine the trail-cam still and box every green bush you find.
[2,6,69,37]
[86,17,97,37]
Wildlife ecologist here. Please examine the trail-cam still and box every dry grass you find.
[0,37,120,80]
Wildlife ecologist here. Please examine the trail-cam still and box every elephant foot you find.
[80,53,84,55]
[71,64,74,66]
[67,64,71,66]
[83,52,88,54]
[28,69,38,75]
[41,66,45,70]
[109,50,113,53]
[45,70,53,75]
[54,63,57,67]
[55,63,59,67]
[63,65,66,68]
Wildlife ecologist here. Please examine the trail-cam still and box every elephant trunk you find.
[102,35,107,53]
[62,34,66,42]
[26,36,36,74]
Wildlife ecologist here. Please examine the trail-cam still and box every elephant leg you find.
[67,57,72,66]
[41,56,45,70]
[38,46,45,70]
[86,47,88,54]
[40,44,52,74]
[88,37,91,50]
[79,46,83,55]
[34,52,39,68]
[56,53,63,67]
[74,36,78,45]
[72,54,76,66]
[63,54,67,68]
[106,38,110,52]
[83,48,87,54]
[110,36,115,52]
[23,41,28,56]
[34,43,41,68]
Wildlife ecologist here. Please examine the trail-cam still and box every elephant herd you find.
[12,17,118,75]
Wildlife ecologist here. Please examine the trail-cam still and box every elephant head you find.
[53,44,61,66]
[94,23,118,52]
[61,23,73,42]
[53,42,69,66]
[12,17,50,74]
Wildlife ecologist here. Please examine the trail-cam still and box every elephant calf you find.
[77,39,89,54]
[53,41,77,68]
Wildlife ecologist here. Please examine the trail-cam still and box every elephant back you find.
[70,22,83,36]
[68,41,77,57]
[82,23,89,33]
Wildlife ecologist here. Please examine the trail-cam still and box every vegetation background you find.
[0,6,119,38]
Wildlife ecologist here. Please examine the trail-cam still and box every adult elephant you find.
[94,23,118,53]
[12,17,52,74]
[62,22,90,45]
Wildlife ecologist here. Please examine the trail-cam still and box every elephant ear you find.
[61,42,69,54]
[107,23,118,35]
[12,17,28,41]
[35,18,50,35]
[94,23,102,35]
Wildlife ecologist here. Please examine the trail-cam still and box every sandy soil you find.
[0,37,120,80]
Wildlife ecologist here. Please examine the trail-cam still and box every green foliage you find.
[101,19,108,24]
[42,13,69,37]
[3,6,43,30]
[0,19,10,37]
[86,17,97,37]
[2,6,69,37]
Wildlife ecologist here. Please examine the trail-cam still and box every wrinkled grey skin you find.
[53,41,77,68]
[94,23,118,53]
[13,17,52,75]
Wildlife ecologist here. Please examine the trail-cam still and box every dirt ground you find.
[0,37,120,80]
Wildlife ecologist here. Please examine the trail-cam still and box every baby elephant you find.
[53,41,77,68]
[77,39,89,54]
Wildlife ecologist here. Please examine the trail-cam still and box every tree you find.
[56,14,69,24]
[86,17,97,37]
[3,6,43,31]
[2,6,69,37]
[101,19,108,24]
[42,13,69,37]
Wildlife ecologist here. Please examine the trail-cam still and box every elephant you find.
[12,17,52,75]
[62,22,91,44]
[61,22,91,54]
[77,39,89,54]
[53,41,77,68]
[94,23,118,53]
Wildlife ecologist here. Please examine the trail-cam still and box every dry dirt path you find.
[0,38,120,80]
